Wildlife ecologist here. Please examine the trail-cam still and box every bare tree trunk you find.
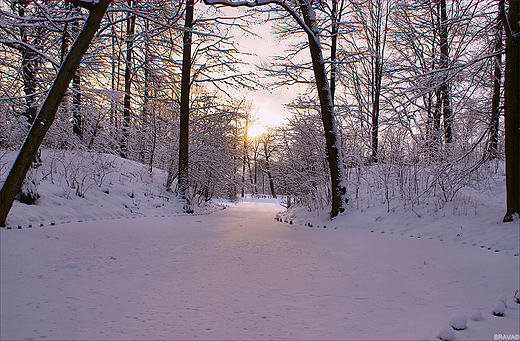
[72,73,82,139]
[489,13,503,160]
[299,0,347,218]
[17,1,39,128]
[121,0,135,158]
[0,0,111,227]
[263,143,276,199]
[501,0,520,222]
[71,17,83,139]
[241,143,246,197]
[370,58,381,162]
[141,18,151,164]
[438,0,453,144]
[177,0,195,205]
[330,0,338,102]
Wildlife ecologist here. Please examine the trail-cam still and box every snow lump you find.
[493,301,506,316]
[449,313,467,330]
[498,294,507,306]
[470,310,483,321]
[438,325,455,341]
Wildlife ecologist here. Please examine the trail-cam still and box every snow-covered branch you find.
[203,0,316,42]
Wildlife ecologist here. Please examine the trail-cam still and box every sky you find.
[221,6,303,128]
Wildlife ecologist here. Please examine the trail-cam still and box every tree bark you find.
[71,16,83,139]
[330,0,338,103]
[141,18,151,164]
[0,0,111,227]
[17,1,39,128]
[121,0,136,158]
[438,0,453,144]
[489,11,503,160]
[263,143,276,199]
[299,0,347,218]
[502,0,520,222]
[177,0,195,204]
[370,1,386,162]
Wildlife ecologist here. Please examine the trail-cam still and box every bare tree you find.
[0,0,111,227]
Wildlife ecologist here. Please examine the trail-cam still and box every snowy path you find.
[1,200,518,340]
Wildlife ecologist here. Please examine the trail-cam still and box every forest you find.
[1,0,519,226]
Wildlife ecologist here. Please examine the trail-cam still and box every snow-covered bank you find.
[1,200,518,340]
[0,149,219,228]
[277,170,520,258]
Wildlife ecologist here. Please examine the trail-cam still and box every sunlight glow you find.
[248,124,266,139]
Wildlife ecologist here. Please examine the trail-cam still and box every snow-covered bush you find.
[470,310,482,321]
[449,313,467,330]
[498,294,507,306]
[493,301,506,316]
[438,325,455,341]
[16,167,40,205]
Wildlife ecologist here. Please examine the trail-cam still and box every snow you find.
[449,313,467,330]
[494,301,506,317]
[499,294,508,306]
[471,310,483,321]
[438,325,455,341]
[1,150,519,340]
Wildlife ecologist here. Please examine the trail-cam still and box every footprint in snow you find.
[60,262,78,269]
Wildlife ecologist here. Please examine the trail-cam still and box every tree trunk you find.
[299,0,347,218]
[371,59,381,162]
[72,73,82,139]
[121,0,135,158]
[141,18,151,164]
[330,0,338,102]
[264,144,276,199]
[71,16,83,139]
[0,0,111,227]
[17,1,39,128]
[370,0,387,163]
[502,0,520,222]
[177,0,195,204]
[489,13,503,160]
[438,0,453,144]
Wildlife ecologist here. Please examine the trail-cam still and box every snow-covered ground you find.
[1,199,519,340]
[1,150,519,340]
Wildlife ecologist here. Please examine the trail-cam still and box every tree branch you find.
[203,0,315,40]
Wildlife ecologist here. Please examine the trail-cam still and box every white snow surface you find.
[1,150,519,340]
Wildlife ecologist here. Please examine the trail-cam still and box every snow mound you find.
[498,294,507,306]
[493,301,506,316]
[438,325,455,341]
[449,313,467,330]
[470,310,483,321]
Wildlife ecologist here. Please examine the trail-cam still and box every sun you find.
[248,124,265,139]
